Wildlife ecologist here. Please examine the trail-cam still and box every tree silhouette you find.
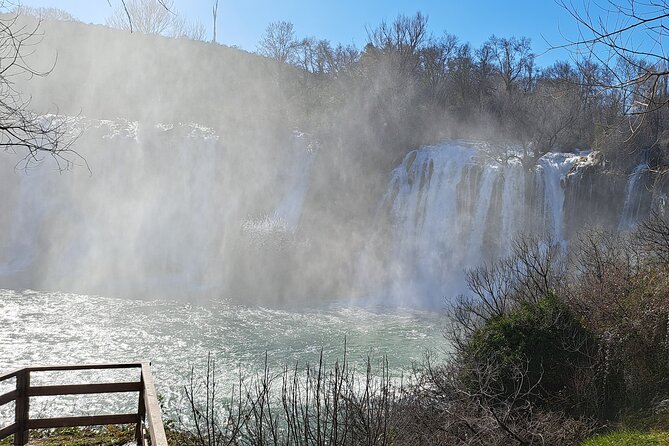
[257,21,299,64]
[559,0,669,116]
[0,6,78,169]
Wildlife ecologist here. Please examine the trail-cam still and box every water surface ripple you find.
[0,289,443,421]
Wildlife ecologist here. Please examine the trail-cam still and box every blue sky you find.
[17,0,583,65]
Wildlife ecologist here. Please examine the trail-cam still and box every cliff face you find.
[564,164,632,236]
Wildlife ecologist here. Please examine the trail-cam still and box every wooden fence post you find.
[14,369,29,446]
[141,363,168,446]
[136,370,146,445]
[0,363,167,446]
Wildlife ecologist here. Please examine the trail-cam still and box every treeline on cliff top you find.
[15,3,669,173]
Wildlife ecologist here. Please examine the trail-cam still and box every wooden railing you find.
[0,362,168,446]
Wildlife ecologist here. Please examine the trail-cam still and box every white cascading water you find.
[618,163,649,231]
[537,152,583,242]
[0,119,232,297]
[465,164,498,265]
[1,119,316,299]
[1,125,653,307]
[370,141,585,306]
[0,173,42,275]
[379,144,475,305]
[498,159,526,253]
[272,132,316,229]
[240,131,316,250]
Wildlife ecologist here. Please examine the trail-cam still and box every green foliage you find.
[465,293,594,409]
[581,430,669,446]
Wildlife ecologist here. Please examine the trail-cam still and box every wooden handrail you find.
[0,362,168,446]
[141,363,168,445]
[28,382,143,397]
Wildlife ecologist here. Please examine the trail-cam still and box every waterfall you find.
[2,123,656,307]
[272,132,317,230]
[1,116,323,303]
[380,144,475,304]
[240,132,316,249]
[367,142,588,305]
[0,120,233,297]
[465,165,498,265]
[537,152,582,242]
[0,172,44,275]
[618,163,649,230]
[498,161,526,253]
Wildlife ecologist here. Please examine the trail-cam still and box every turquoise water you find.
[0,289,445,421]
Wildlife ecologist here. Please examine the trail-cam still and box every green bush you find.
[465,293,595,412]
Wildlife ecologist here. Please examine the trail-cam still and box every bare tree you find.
[171,15,206,41]
[447,235,566,352]
[0,6,77,169]
[183,348,401,446]
[404,358,595,446]
[419,32,459,104]
[366,12,429,74]
[524,66,586,154]
[106,0,173,34]
[106,0,204,40]
[487,35,534,94]
[13,5,78,22]
[211,0,219,43]
[257,20,299,64]
[637,209,669,265]
[558,0,669,116]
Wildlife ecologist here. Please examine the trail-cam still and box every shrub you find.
[570,228,669,414]
[181,350,402,446]
[464,293,595,413]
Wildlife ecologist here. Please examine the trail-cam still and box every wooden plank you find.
[1,362,164,445]
[15,370,29,446]
[135,372,146,445]
[2,363,144,381]
[141,363,168,446]
[0,368,21,382]
[0,390,17,406]
[29,382,142,397]
[27,413,139,429]
[27,363,142,372]
[0,423,17,440]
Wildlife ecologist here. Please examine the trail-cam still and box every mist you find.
[0,10,664,309]
[2,3,669,444]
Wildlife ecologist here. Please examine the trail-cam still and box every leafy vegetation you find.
[464,294,594,411]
